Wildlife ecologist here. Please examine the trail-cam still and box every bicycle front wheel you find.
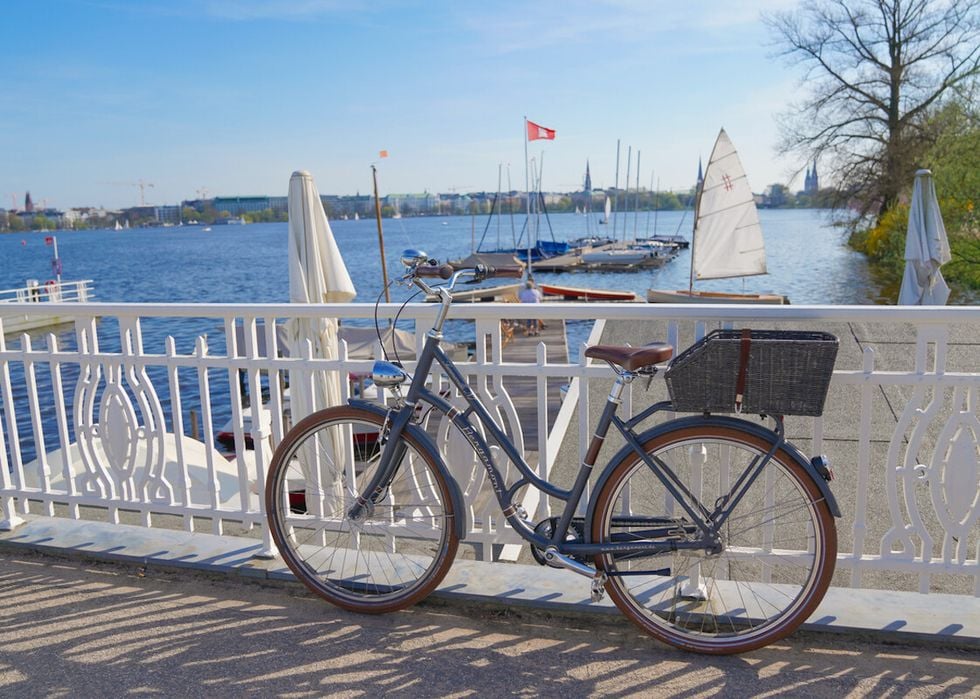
[592,424,836,654]
[266,406,459,613]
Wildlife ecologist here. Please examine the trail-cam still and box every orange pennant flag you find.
[379,150,389,158]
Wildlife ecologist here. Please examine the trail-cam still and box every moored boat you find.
[646,288,788,304]
[538,283,637,301]
[647,128,789,304]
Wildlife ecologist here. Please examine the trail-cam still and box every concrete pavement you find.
[1,546,977,698]
[1,514,977,649]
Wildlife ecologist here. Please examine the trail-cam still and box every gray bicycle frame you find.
[348,270,792,560]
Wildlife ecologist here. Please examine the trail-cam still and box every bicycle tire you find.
[591,423,836,654]
[266,405,459,613]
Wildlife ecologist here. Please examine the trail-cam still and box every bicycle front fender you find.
[584,415,841,542]
[347,398,467,539]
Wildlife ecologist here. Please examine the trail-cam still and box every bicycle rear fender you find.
[348,399,467,540]
[585,414,842,540]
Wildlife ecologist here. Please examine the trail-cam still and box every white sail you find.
[603,195,612,223]
[692,129,767,281]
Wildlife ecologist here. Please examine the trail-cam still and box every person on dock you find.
[518,279,543,336]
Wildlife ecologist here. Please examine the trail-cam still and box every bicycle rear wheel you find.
[592,424,836,654]
[266,406,458,613]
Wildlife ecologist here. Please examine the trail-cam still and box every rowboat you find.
[538,283,637,301]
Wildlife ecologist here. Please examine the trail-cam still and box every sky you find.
[0,0,810,211]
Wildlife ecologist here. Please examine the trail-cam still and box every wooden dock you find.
[498,318,568,453]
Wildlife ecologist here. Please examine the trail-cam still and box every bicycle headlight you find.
[371,360,409,388]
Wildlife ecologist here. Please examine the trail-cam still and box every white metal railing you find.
[0,301,977,597]
[0,279,94,304]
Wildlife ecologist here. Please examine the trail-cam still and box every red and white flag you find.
[526,120,556,141]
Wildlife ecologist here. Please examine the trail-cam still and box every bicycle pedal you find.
[590,572,607,603]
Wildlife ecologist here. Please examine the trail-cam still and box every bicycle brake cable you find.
[389,287,423,368]
[372,281,394,360]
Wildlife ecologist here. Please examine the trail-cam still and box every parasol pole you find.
[371,164,391,303]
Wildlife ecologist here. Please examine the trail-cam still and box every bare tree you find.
[765,0,980,220]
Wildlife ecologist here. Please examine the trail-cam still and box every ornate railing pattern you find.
[0,302,977,595]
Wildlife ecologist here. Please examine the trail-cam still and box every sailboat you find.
[598,195,611,224]
[647,129,788,304]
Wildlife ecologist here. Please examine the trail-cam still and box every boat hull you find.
[539,284,637,301]
[646,288,789,304]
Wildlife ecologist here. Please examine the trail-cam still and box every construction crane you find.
[195,187,210,201]
[106,180,155,206]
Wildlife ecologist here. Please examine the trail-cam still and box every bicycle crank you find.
[541,547,608,603]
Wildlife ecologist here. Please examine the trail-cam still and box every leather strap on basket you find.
[735,329,752,413]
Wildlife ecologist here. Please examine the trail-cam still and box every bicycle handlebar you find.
[414,263,523,282]
[415,264,455,279]
[482,265,524,279]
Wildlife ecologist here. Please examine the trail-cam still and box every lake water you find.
[1,209,878,306]
[0,209,879,464]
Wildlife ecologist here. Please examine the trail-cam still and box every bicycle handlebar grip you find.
[486,265,524,279]
[416,264,454,279]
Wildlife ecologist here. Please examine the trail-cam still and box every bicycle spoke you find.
[595,426,836,654]
[266,407,458,613]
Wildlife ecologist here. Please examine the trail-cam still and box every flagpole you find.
[523,116,532,277]
[371,165,391,303]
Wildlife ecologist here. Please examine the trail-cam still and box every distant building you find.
[804,160,820,194]
[211,196,286,215]
[763,184,789,208]
[384,192,438,214]
[154,205,181,224]
[25,191,34,212]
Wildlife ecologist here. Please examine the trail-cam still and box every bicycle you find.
[266,250,841,655]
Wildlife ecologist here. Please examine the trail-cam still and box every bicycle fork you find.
[345,406,412,523]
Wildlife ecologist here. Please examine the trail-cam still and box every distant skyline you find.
[1,0,808,211]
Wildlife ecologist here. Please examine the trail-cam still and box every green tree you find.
[30,214,53,230]
[765,0,980,222]
[849,96,980,292]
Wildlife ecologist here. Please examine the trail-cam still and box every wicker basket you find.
[664,329,839,416]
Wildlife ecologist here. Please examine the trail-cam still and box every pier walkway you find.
[498,316,567,452]
[4,544,977,696]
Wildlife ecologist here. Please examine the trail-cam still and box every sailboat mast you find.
[633,150,641,242]
[651,175,659,237]
[688,161,705,295]
[622,145,631,244]
[496,163,502,250]
[507,164,517,248]
[611,139,620,240]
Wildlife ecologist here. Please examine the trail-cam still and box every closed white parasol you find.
[286,170,356,419]
[286,170,357,519]
[898,169,951,305]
